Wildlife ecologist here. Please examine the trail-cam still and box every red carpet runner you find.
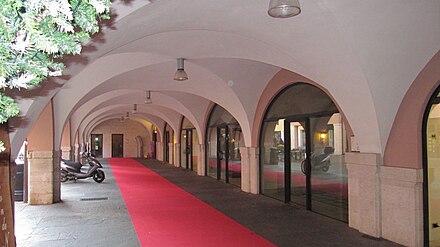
[109,158,275,247]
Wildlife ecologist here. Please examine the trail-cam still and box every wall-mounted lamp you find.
[319,131,327,142]
[268,0,301,18]
[144,90,152,104]
[174,58,188,81]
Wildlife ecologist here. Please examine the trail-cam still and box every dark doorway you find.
[181,129,193,170]
[91,134,103,158]
[112,134,124,157]
[165,131,170,162]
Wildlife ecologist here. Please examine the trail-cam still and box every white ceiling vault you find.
[7,0,440,157]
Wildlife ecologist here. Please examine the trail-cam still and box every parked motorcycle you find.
[301,147,334,174]
[60,152,105,183]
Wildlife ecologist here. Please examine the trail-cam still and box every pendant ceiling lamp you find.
[268,0,301,18]
[174,58,188,81]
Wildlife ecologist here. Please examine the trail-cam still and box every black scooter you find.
[301,147,334,174]
[60,152,105,183]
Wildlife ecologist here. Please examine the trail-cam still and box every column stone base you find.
[346,152,382,237]
[28,150,54,205]
[380,166,423,247]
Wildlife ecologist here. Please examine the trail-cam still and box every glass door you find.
[309,116,348,221]
[165,131,170,162]
[286,120,308,207]
[218,127,228,182]
[228,126,242,187]
[283,115,347,221]
[208,127,217,178]
[181,129,193,170]
[187,129,193,170]
[181,130,187,168]
[91,134,103,158]
[426,100,440,245]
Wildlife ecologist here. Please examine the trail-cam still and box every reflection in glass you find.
[290,121,307,207]
[206,105,242,187]
[260,83,348,222]
[428,103,440,245]
[228,126,242,187]
[192,131,199,172]
[261,119,285,201]
[181,117,199,172]
[219,127,227,181]
[309,114,348,222]
[207,127,217,178]
[181,131,187,169]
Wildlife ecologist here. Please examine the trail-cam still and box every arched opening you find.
[423,84,440,246]
[260,83,348,222]
[206,105,243,187]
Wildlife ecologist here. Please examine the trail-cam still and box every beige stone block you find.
[348,195,359,213]
[349,211,359,229]
[29,172,53,182]
[27,150,54,159]
[359,214,380,237]
[382,184,416,209]
[381,166,422,183]
[29,183,52,194]
[379,166,424,247]
[28,193,53,205]
[345,152,382,166]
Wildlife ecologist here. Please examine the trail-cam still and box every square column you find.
[249,147,260,194]
[27,150,54,205]
[168,143,174,165]
[61,146,71,160]
[198,144,205,176]
[346,152,381,237]
[240,147,250,193]
[174,143,180,167]
[156,142,163,161]
[380,166,423,247]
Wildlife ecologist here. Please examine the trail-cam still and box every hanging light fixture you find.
[174,58,188,81]
[268,0,301,18]
[144,90,152,104]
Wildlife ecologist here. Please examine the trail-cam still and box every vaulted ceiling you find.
[7,0,440,157]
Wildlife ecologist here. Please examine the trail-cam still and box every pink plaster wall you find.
[60,120,70,149]
[91,118,150,158]
[384,50,440,169]
[27,100,53,151]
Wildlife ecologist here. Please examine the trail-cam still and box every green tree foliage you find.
[0,0,111,117]
[0,0,111,149]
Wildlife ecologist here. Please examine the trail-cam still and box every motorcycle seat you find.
[61,159,82,171]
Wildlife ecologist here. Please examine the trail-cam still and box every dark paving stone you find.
[136,158,403,247]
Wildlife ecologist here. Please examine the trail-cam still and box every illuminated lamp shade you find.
[268,0,301,18]
[174,58,188,81]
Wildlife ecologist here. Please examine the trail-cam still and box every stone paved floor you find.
[15,158,403,247]
[15,159,140,247]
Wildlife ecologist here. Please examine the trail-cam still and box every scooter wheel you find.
[60,171,68,183]
[300,160,307,175]
[93,170,105,183]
